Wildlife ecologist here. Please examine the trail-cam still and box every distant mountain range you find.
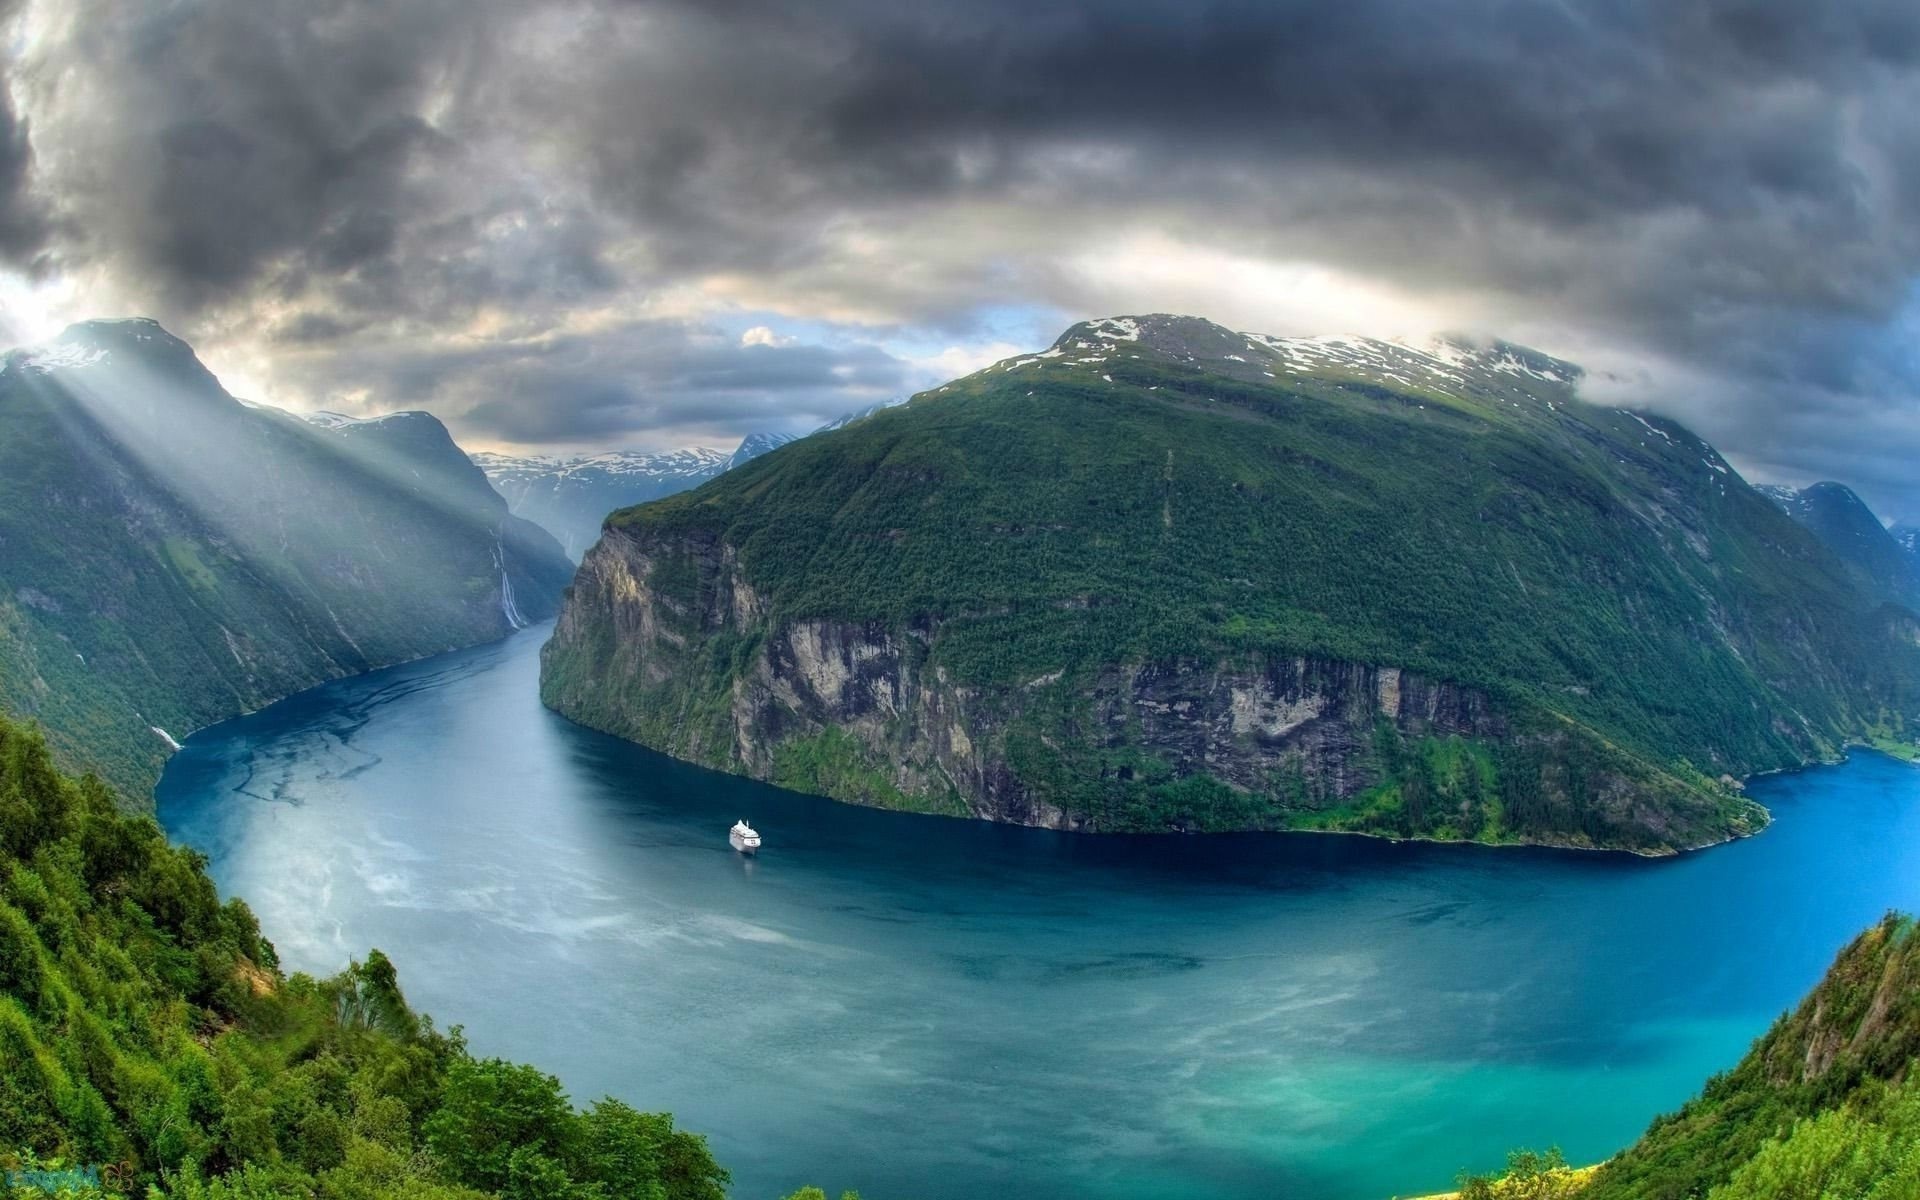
[473,446,739,559]
[0,318,574,799]
[1758,483,1920,611]
[472,401,905,558]
[544,313,1920,854]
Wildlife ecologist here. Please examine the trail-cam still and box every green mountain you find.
[0,319,574,801]
[1758,483,1920,611]
[543,314,1920,853]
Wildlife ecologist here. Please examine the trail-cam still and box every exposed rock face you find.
[1113,657,1503,800]
[545,525,1514,833]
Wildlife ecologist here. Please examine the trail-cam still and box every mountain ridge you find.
[475,435,799,559]
[471,408,889,561]
[0,317,575,799]
[1758,481,1920,612]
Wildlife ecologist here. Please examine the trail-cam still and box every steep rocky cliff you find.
[549,525,1513,828]
[542,315,1917,852]
[544,531,1748,852]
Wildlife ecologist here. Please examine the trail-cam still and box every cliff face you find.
[543,525,1750,849]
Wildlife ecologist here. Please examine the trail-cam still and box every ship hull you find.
[730,833,760,854]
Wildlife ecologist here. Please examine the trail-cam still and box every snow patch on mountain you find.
[1085,316,1142,342]
[815,398,906,433]
[18,343,111,374]
[1009,316,1585,408]
[725,432,797,471]
[303,410,432,430]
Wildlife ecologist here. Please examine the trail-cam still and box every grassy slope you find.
[559,318,1917,848]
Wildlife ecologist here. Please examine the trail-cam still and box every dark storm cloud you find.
[266,319,909,445]
[614,0,1920,368]
[0,93,40,265]
[10,0,1920,513]
[19,0,619,330]
[0,1,45,267]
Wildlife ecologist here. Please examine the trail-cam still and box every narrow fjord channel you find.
[158,625,1920,1200]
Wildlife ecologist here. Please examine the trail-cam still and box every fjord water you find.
[158,628,1920,1200]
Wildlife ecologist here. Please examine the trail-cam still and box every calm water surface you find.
[157,626,1920,1200]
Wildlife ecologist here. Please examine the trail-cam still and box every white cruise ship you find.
[729,820,762,854]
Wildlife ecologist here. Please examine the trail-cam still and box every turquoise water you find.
[156,626,1920,1200]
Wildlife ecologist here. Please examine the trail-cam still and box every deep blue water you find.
[156,625,1920,1200]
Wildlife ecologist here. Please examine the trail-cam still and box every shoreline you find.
[1238,741,1917,859]
[542,698,1784,860]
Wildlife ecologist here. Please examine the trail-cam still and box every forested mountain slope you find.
[0,319,574,801]
[544,314,1920,852]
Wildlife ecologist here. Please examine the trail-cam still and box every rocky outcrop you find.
[542,525,1723,844]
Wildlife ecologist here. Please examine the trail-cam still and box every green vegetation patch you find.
[772,727,968,817]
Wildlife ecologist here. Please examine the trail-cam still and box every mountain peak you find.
[1025,314,1583,395]
[60,315,170,336]
[1761,482,1919,610]
[1801,480,1870,507]
[6,317,195,377]
[814,399,906,434]
[726,430,798,471]
[1761,481,1877,522]
[52,316,194,358]
[1050,313,1236,359]
[303,409,439,431]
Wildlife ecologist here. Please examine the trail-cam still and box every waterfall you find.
[500,568,527,629]
[492,533,528,630]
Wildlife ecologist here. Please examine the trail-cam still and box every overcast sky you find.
[3,0,1919,520]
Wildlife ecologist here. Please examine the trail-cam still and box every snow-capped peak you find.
[989,314,1585,408]
[570,447,732,478]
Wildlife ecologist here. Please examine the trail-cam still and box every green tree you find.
[423,1060,577,1194]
